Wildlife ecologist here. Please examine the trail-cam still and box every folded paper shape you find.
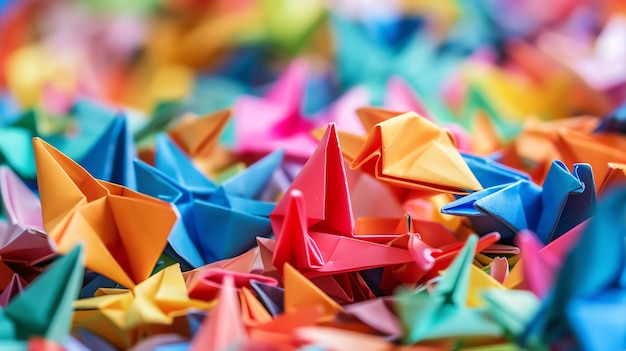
[0,166,55,266]
[0,274,25,307]
[522,187,626,350]
[74,264,214,349]
[248,306,323,349]
[273,189,415,276]
[187,268,277,302]
[395,235,503,343]
[482,288,540,339]
[250,280,284,317]
[0,245,83,344]
[350,111,482,194]
[240,286,272,327]
[342,298,402,339]
[283,263,342,322]
[0,100,117,181]
[190,275,247,351]
[442,161,596,243]
[503,222,585,291]
[553,128,626,189]
[234,59,319,160]
[168,109,230,160]
[135,134,280,268]
[78,114,136,189]
[461,153,530,189]
[272,122,354,236]
[33,137,177,289]
[167,109,232,177]
[599,162,626,194]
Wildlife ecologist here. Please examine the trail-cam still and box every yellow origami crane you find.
[33,137,178,289]
[74,264,214,349]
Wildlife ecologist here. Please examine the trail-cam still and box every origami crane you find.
[0,245,83,347]
[272,123,499,295]
[442,160,596,243]
[134,133,281,268]
[33,137,177,289]
[521,187,626,350]
[233,59,319,160]
[348,110,483,194]
[74,264,214,349]
[394,235,503,343]
[0,166,55,267]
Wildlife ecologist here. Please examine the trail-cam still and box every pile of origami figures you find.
[0,0,626,350]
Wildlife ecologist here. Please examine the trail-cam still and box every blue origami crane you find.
[442,160,596,243]
[134,133,283,269]
[521,186,626,350]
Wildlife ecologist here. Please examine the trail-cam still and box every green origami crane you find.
[0,245,83,348]
[394,234,503,344]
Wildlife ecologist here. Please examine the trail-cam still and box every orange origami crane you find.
[33,137,178,289]
[331,108,483,195]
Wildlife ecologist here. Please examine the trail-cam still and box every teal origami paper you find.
[134,133,282,268]
[0,125,34,179]
[331,14,462,120]
[442,161,596,243]
[0,99,116,181]
[521,187,626,350]
[133,101,187,146]
[0,245,83,346]
[394,235,502,344]
[482,289,540,341]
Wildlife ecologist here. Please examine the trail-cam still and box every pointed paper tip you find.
[516,230,543,250]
